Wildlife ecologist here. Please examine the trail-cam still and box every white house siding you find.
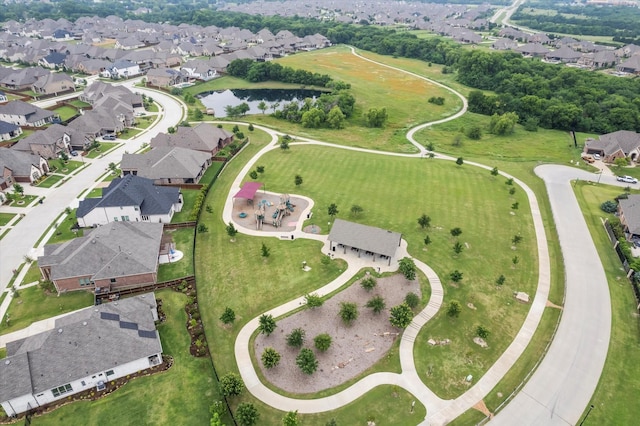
[78,205,141,227]
[1,353,162,416]
[0,113,26,126]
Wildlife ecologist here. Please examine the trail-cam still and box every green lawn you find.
[200,161,225,186]
[0,286,93,335]
[6,194,38,208]
[134,115,156,129]
[53,105,78,121]
[171,189,200,223]
[68,100,91,108]
[119,128,143,139]
[83,187,103,198]
[574,182,640,425]
[0,213,16,226]
[157,227,195,282]
[34,290,217,425]
[86,142,120,159]
[146,102,159,113]
[49,159,84,174]
[36,174,64,188]
[46,208,83,245]
[21,261,43,285]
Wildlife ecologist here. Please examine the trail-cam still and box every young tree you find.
[389,303,414,328]
[220,307,236,324]
[304,293,323,309]
[350,204,363,216]
[476,325,490,339]
[286,328,306,348]
[339,302,358,325]
[193,108,203,120]
[256,165,265,174]
[366,295,386,314]
[197,224,209,233]
[418,213,431,229]
[258,314,276,336]
[248,123,254,132]
[496,274,506,286]
[450,270,463,283]
[226,222,238,240]
[512,256,520,267]
[450,227,462,237]
[512,235,522,245]
[456,157,464,166]
[491,167,499,176]
[60,151,69,162]
[314,333,332,352]
[328,203,339,218]
[261,243,270,258]
[261,347,281,369]
[249,170,258,180]
[405,292,420,309]
[447,300,461,318]
[505,178,514,186]
[296,348,319,375]
[210,412,223,426]
[219,372,244,397]
[12,183,24,196]
[108,162,118,173]
[326,105,345,129]
[511,202,519,210]
[426,141,435,151]
[398,257,417,281]
[453,241,463,255]
[365,107,388,127]
[360,276,377,291]
[257,101,268,114]
[294,174,303,187]
[282,410,299,426]
[280,139,290,150]
[236,402,259,426]
[424,235,432,246]
[509,187,516,195]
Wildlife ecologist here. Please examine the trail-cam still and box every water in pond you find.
[198,88,325,118]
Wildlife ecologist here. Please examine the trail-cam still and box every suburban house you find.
[38,51,67,69]
[146,67,186,87]
[0,91,7,102]
[76,175,182,227]
[38,222,164,293]
[0,120,21,141]
[0,148,49,189]
[0,67,49,90]
[0,293,163,417]
[80,81,143,111]
[0,100,55,127]
[616,56,640,74]
[11,124,86,158]
[150,123,234,157]
[584,130,640,163]
[618,194,640,242]
[68,109,126,140]
[102,60,141,79]
[32,72,74,96]
[121,146,213,184]
[180,59,218,81]
[515,43,551,58]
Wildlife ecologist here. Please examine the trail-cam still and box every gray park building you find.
[328,219,402,266]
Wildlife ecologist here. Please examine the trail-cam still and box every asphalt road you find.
[0,85,185,292]
[491,165,612,425]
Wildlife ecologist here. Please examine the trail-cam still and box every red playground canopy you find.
[233,182,263,200]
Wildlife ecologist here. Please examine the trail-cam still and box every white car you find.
[617,175,638,184]
[593,154,601,160]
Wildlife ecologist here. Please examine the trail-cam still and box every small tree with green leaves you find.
[197,223,209,233]
[261,243,270,258]
[258,314,276,336]
[366,296,386,314]
[505,178,514,185]
[511,202,519,210]
[418,213,431,229]
[286,328,306,348]
[12,183,24,196]
[350,204,363,216]
[282,410,299,426]
[509,187,516,195]
[389,303,414,328]
[294,174,303,187]
[447,300,461,318]
[512,235,522,245]
[210,412,223,426]
[491,167,499,176]
[424,235,432,246]
[236,402,259,426]
[249,170,258,180]
[405,292,420,309]
[256,165,265,174]
[280,139,289,150]
[453,241,463,255]
[248,123,254,132]
[398,257,417,281]
[314,333,332,352]
[450,227,462,237]
[456,157,464,166]
[496,274,506,286]
[339,302,358,325]
[328,203,339,218]
[600,200,617,213]
[296,348,319,375]
[219,372,244,397]
[261,347,281,369]
[304,293,323,309]
[360,276,377,292]
[220,307,236,324]
[476,325,490,339]
[450,270,463,283]
[226,222,237,240]
[512,256,519,267]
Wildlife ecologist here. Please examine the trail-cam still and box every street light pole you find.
[596,171,602,184]
[579,404,595,426]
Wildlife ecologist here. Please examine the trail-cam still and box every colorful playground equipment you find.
[254,199,269,230]
[271,194,295,228]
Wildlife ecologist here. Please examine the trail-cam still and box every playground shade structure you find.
[234,182,263,201]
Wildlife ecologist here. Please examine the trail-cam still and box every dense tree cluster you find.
[227,59,333,87]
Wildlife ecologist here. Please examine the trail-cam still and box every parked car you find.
[593,154,601,160]
[70,150,78,156]
[102,134,116,141]
[617,175,638,184]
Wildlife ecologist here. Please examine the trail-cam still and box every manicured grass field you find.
[257,145,537,399]
[170,189,199,223]
[36,174,64,188]
[53,105,78,121]
[573,182,640,425]
[0,213,15,226]
[46,208,83,245]
[0,285,93,335]
[83,187,102,198]
[34,290,217,426]
[86,142,120,159]
[157,227,195,282]
[49,159,84,174]
[135,115,156,129]
[146,102,159,113]
[21,261,43,285]
[200,161,225,186]
[6,194,38,207]
[119,128,143,139]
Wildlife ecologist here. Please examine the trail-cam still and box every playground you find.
[231,189,309,233]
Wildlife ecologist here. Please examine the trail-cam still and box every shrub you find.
[258,314,276,335]
[339,302,358,325]
[360,276,377,291]
[219,307,235,324]
[314,333,332,352]
[236,402,259,426]
[296,348,318,375]
[447,300,461,318]
[389,303,414,328]
[286,328,306,348]
[476,325,490,339]
[600,200,618,213]
[261,347,281,369]
[304,293,323,308]
[366,296,386,314]
[219,372,244,397]
[404,292,420,309]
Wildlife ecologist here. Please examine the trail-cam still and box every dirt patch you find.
[472,399,493,418]
[254,273,421,394]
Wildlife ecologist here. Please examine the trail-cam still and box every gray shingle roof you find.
[328,219,402,258]
[620,194,640,235]
[0,100,54,124]
[0,147,43,178]
[121,147,210,180]
[585,130,640,157]
[0,120,19,135]
[0,294,162,402]
[37,221,163,280]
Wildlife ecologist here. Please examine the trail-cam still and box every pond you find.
[198,88,325,118]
